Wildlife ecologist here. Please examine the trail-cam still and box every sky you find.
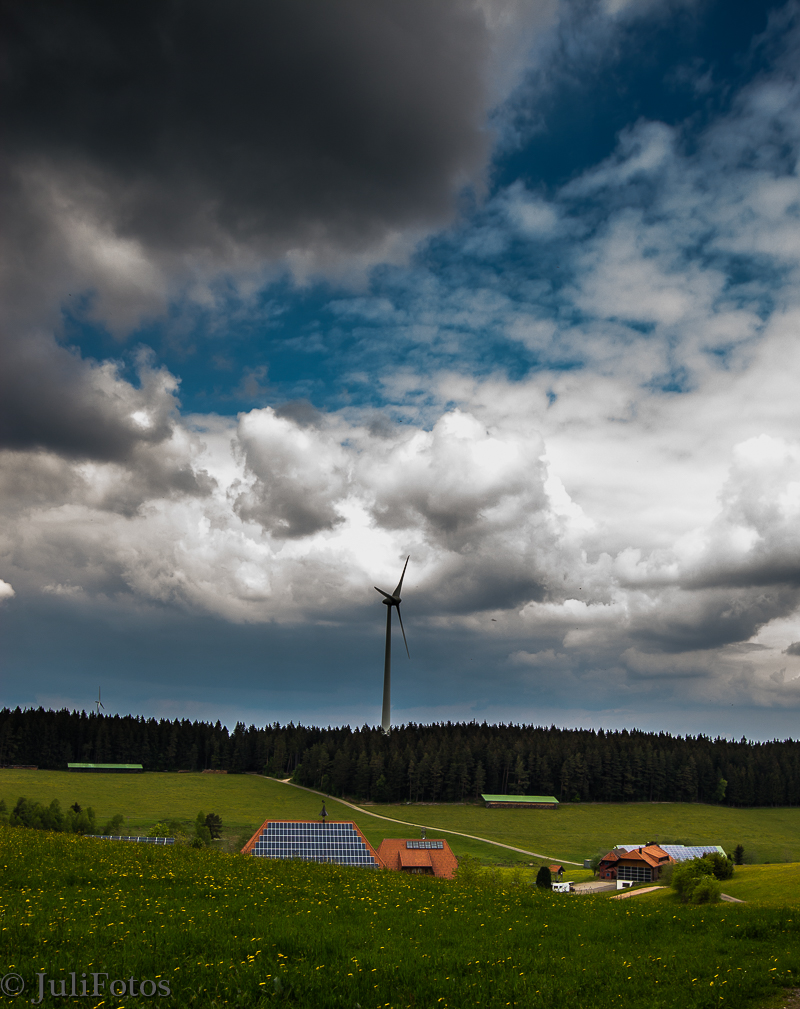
[2,0,800,740]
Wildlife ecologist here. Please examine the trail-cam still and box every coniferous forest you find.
[0,707,797,807]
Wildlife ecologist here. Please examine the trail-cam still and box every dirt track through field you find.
[273,777,583,865]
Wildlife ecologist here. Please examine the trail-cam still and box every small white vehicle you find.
[551,882,573,893]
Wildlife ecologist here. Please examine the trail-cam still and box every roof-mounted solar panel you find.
[249,821,381,867]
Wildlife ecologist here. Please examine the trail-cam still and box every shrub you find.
[692,876,722,903]
[589,850,608,874]
[205,812,223,839]
[146,819,188,840]
[9,797,96,834]
[672,858,721,904]
[194,811,213,846]
[703,851,734,880]
[536,866,552,889]
[101,813,125,835]
[734,844,745,865]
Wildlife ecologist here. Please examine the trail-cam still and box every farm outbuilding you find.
[549,864,565,879]
[377,839,458,879]
[480,794,559,809]
[67,763,143,773]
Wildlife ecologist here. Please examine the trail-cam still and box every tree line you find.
[1,706,798,807]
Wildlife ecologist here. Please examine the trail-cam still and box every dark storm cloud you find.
[630,586,800,653]
[0,339,178,460]
[0,0,495,461]
[2,0,491,256]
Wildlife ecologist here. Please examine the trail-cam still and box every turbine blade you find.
[375,586,393,600]
[392,556,410,598]
[397,604,410,658]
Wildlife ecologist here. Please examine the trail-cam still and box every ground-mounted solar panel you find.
[406,840,443,849]
[250,821,381,867]
[86,835,175,845]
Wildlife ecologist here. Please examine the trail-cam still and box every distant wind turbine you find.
[95,688,104,715]
[374,556,410,734]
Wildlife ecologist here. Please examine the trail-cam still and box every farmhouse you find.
[615,843,727,862]
[241,820,385,868]
[549,864,565,879]
[597,844,674,883]
[377,839,458,879]
[481,794,559,809]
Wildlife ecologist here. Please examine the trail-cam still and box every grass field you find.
[0,772,502,862]
[719,864,800,904]
[3,770,800,867]
[1,826,799,1009]
[361,799,800,865]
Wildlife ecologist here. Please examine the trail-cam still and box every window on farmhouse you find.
[617,866,651,882]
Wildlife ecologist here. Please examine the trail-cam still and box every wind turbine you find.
[95,688,104,716]
[374,556,410,734]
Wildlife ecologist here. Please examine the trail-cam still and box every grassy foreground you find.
[3,770,800,865]
[1,827,799,1009]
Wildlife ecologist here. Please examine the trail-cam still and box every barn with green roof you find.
[481,794,559,809]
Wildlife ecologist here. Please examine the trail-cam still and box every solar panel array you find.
[660,844,724,862]
[406,840,443,849]
[251,822,379,867]
[87,836,175,845]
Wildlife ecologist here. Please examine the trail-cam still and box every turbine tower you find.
[95,687,104,716]
[374,556,410,734]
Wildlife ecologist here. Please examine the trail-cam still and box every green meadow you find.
[366,799,800,865]
[718,864,800,905]
[0,772,496,861]
[3,770,800,866]
[1,827,799,1009]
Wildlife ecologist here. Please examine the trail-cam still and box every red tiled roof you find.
[399,849,433,868]
[549,864,565,873]
[377,839,459,879]
[598,844,673,869]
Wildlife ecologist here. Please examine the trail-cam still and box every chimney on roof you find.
[638,847,642,853]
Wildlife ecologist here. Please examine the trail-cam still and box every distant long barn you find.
[481,794,559,809]
[68,763,143,773]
